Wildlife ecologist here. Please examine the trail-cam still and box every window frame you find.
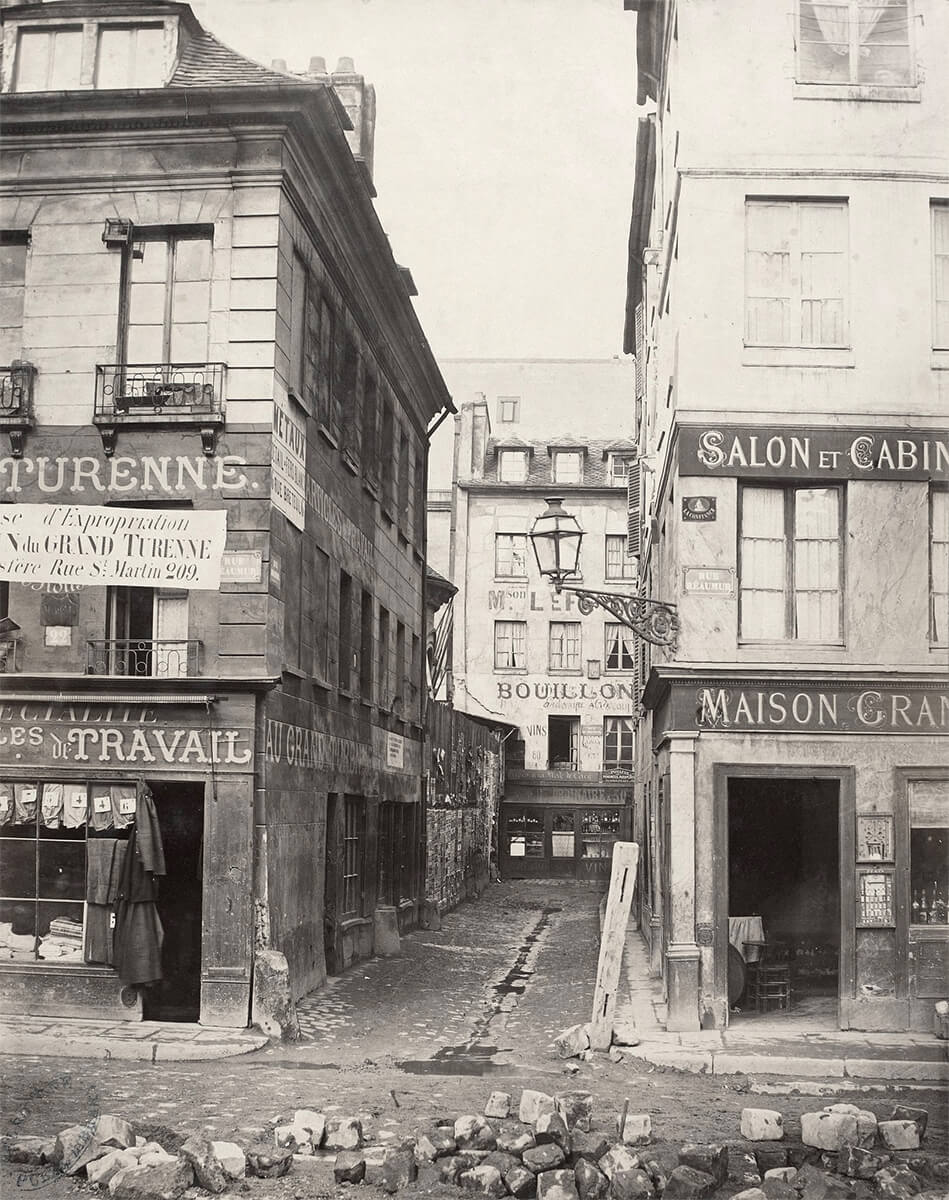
[930,487,949,647]
[744,198,850,351]
[604,622,636,673]
[603,716,635,772]
[94,22,165,89]
[933,204,949,353]
[608,454,634,487]
[605,534,638,581]
[497,449,528,484]
[795,0,916,90]
[738,482,845,645]
[341,796,365,918]
[12,25,83,92]
[548,620,581,673]
[498,395,520,423]
[494,619,527,671]
[494,533,528,580]
[552,449,583,485]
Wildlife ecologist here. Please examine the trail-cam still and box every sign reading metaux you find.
[0,504,227,589]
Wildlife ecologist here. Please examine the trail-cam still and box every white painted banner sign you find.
[271,386,307,530]
[0,504,227,589]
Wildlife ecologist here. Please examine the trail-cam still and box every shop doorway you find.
[727,777,840,1028]
[143,782,204,1022]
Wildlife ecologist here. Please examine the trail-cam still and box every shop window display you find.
[0,779,138,964]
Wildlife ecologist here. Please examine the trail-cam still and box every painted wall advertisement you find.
[272,388,307,530]
[0,503,227,589]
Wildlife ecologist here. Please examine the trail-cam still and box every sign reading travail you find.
[0,504,227,589]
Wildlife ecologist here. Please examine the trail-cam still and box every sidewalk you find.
[0,1016,268,1061]
[616,930,948,1084]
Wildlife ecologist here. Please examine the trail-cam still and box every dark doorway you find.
[143,781,204,1022]
[728,777,840,1026]
[547,716,579,769]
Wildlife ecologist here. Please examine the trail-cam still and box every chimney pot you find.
[335,56,355,73]
[309,55,327,74]
[271,58,287,72]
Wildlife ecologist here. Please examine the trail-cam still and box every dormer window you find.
[13,27,82,92]
[96,25,165,89]
[498,449,528,483]
[498,395,520,423]
[552,450,583,484]
[608,454,635,487]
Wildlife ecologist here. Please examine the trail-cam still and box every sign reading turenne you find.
[679,426,949,480]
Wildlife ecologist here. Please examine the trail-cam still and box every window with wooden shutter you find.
[317,298,334,430]
[627,460,642,558]
[634,301,645,401]
[934,205,949,351]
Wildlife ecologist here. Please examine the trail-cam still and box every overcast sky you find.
[196,0,637,361]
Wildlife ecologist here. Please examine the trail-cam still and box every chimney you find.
[329,56,376,185]
[457,397,490,482]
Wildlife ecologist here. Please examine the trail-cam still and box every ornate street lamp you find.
[529,497,679,649]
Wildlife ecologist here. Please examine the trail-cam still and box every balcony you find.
[0,360,36,458]
[85,639,202,679]
[94,362,225,456]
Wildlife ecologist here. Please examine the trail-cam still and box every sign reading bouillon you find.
[679,425,949,481]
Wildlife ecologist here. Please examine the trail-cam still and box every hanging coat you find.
[113,783,166,987]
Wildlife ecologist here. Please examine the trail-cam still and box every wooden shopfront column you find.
[665,732,701,1031]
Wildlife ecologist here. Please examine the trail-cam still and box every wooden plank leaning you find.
[589,840,640,1052]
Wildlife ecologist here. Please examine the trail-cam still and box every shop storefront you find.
[501,772,632,881]
[642,670,949,1033]
[0,692,256,1027]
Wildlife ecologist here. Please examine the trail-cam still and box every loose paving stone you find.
[87,1150,141,1185]
[752,1145,789,1172]
[179,1135,228,1194]
[456,1115,498,1151]
[571,1134,612,1166]
[138,1152,177,1168]
[485,1092,512,1120]
[874,1166,923,1199]
[741,1109,784,1141]
[378,1147,417,1193]
[611,1020,640,1048]
[507,1164,538,1198]
[801,1111,859,1152]
[609,1167,653,1200]
[879,1121,921,1151]
[891,1106,928,1139]
[733,1191,768,1200]
[498,1124,537,1155]
[597,1147,640,1181]
[662,1164,717,1199]
[619,1115,651,1147]
[460,1163,507,1196]
[763,1167,796,1182]
[521,1091,557,1125]
[556,1092,594,1133]
[760,1184,797,1200]
[441,1156,474,1185]
[5,1136,55,1165]
[112,1160,194,1200]
[555,1025,591,1059]
[824,1106,877,1150]
[575,1158,609,1200]
[524,1144,568,1174]
[415,1129,459,1162]
[536,1113,571,1154]
[209,1141,245,1179]
[838,1145,890,1179]
[537,1167,579,1200]
[246,1149,293,1179]
[334,1150,366,1183]
[729,1151,762,1186]
[415,1163,443,1192]
[640,1158,666,1194]
[678,1143,727,1187]
[324,1117,363,1151]
[483,1151,520,1176]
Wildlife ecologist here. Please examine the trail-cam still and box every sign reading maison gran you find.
[686,684,949,734]
[679,426,949,481]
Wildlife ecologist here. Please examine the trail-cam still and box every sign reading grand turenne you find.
[679,426,949,480]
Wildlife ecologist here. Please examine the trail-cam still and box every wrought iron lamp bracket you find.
[557,584,679,649]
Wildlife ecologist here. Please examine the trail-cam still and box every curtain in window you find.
[746,203,792,345]
[740,488,787,640]
[800,205,846,347]
[811,3,851,54]
[153,591,189,678]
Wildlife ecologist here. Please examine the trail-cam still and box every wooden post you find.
[589,841,640,1052]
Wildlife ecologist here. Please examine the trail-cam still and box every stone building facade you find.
[448,387,638,882]
[0,0,451,1025]
[624,0,949,1032]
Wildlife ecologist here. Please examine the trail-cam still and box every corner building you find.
[450,389,638,882]
[0,1,450,1025]
[624,0,949,1032]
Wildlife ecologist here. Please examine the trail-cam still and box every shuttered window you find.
[745,200,848,348]
[931,489,949,646]
[934,205,949,351]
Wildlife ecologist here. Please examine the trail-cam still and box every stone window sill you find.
[792,82,920,103]
[931,351,949,370]
[743,345,854,368]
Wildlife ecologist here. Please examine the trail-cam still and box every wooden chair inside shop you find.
[743,939,791,1012]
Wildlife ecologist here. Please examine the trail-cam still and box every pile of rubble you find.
[3,1092,946,1199]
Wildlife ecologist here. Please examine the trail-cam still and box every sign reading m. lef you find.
[0,504,227,589]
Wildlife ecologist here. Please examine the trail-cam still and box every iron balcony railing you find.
[85,639,202,678]
[95,362,225,419]
[0,361,36,418]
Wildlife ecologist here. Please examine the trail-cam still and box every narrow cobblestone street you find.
[3,881,947,1200]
